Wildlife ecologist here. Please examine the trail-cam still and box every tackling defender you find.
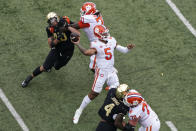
[21,12,80,87]
[72,25,135,124]
[96,84,138,131]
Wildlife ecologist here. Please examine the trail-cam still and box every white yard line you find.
[166,0,196,38]
[166,121,178,131]
[0,88,29,131]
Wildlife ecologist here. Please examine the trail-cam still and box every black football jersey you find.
[46,16,74,51]
[98,88,129,123]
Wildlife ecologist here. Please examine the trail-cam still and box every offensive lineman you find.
[72,25,135,124]
[123,89,161,131]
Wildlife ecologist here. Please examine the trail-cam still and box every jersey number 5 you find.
[104,48,112,60]
[104,103,115,116]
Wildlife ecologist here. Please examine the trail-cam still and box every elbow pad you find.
[116,45,129,53]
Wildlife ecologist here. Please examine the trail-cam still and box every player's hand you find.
[129,116,140,126]
[127,44,135,49]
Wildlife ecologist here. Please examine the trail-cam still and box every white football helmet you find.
[123,89,144,107]
[80,2,97,16]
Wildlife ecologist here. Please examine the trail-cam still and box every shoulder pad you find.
[108,37,117,46]
[62,16,71,24]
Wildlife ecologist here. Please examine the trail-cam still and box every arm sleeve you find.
[78,21,90,28]
[116,45,130,54]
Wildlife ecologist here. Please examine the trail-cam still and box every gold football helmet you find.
[116,84,130,99]
[46,12,59,24]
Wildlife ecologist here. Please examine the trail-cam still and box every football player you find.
[96,84,138,131]
[70,2,104,73]
[123,90,161,131]
[72,25,135,124]
[21,12,80,87]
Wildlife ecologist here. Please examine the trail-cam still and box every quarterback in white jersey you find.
[123,90,160,131]
[72,25,135,124]
[71,2,104,72]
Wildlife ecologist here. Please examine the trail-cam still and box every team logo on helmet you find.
[80,2,97,16]
[94,25,110,41]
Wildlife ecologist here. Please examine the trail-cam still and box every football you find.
[70,33,80,42]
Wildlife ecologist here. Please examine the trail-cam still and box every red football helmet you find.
[80,2,96,16]
[94,25,110,41]
[123,89,144,107]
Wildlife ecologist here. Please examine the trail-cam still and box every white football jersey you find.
[80,15,104,42]
[128,101,159,128]
[90,37,117,69]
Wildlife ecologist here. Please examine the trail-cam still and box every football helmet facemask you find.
[116,84,130,100]
[80,2,97,16]
[94,25,110,41]
[47,12,59,25]
[123,89,144,107]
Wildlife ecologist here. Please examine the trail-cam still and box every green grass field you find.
[0,0,196,130]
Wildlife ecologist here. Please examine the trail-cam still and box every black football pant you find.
[96,121,117,131]
[43,48,73,70]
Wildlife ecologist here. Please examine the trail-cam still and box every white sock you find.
[78,95,91,111]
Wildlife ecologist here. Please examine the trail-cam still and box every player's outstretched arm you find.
[116,44,135,53]
[68,26,80,36]
[71,38,96,56]
[69,23,80,29]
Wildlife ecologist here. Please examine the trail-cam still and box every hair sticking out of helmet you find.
[94,25,110,41]
[123,89,144,107]
[46,12,59,25]
[116,84,130,100]
[80,2,96,16]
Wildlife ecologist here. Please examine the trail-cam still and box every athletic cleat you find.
[73,109,82,124]
[21,75,33,88]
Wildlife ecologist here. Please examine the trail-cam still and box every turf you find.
[0,0,195,131]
